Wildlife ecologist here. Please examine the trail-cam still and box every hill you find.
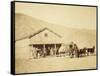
[15,13,96,48]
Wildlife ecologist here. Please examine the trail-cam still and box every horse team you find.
[31,42,95,59]
[59,42,95,58]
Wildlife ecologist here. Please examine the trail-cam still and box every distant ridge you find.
[15,13,96,48]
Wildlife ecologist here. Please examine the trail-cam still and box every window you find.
[44,33,48,37]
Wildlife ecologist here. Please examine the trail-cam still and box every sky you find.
[15,2,97,30]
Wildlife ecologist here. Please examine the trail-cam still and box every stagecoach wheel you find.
[70,55,73,58]
[86,51,89,56]
[70,53,73,58]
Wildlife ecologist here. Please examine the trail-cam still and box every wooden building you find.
[15,28,62,59]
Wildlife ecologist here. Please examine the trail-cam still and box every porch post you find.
[54,44,57,56]
[43,44,46,57]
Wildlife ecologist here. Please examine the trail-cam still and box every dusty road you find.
[15,55,96,74]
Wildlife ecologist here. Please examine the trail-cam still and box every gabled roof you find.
[16,27,62,41]
[29,27,62,38]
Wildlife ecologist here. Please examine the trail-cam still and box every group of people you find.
[30,46,59,59]
[30,42,95,59]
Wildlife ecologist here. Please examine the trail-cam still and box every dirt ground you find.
[15,55,96,74]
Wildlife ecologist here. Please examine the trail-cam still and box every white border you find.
[0,0,99,76]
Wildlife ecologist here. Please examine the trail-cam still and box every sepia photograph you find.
[11,1,97,74]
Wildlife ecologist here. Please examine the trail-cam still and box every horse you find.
[78,47,87,57]
[87,46,95,55]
